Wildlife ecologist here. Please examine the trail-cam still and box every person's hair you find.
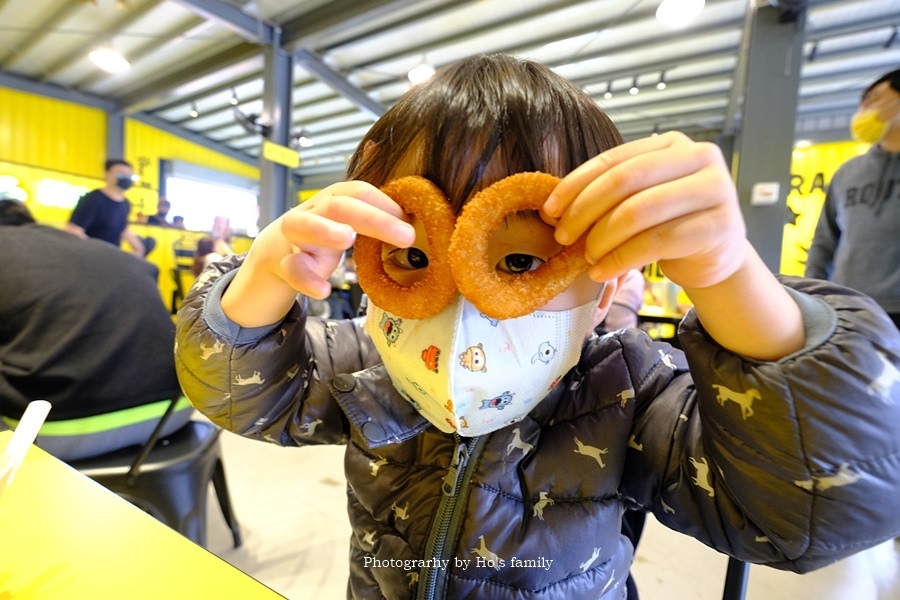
[862,69,900,100]
[347,54,623,213]
[105,159,132,172]
[157,198,171,209]
[0,199,36,226]
[192,237,216,276]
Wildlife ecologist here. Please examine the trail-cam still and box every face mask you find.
[365,295,598,437]
[116,176,134,191]
[850,109,889,144]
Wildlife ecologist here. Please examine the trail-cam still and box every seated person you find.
[192,237,233,277]
[0,199,191,461]
[596,268,645,332]
[146,198,171,226]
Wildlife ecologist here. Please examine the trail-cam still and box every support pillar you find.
[258,29,293,228]
[106,111,125,160]
[730,1,806,272]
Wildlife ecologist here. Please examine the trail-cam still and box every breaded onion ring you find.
[355,176,458,320]
[449,172,589,320]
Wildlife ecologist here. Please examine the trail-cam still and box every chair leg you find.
[212,458,242,548]
[722,557,749,600]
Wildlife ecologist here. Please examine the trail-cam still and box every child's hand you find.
[542,132,747,291]
[222,181,415,327]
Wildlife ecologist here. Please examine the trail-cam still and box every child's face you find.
[381,209,605,313]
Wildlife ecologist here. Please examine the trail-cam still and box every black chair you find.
[68,400,242,549]
[723,557,750,600]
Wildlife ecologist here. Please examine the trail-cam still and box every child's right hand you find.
[220,181,415,327]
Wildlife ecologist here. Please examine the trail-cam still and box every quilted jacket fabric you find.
[176,255,900,600]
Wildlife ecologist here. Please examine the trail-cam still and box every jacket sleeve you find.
[174,254,383,446]
[620,275,900,573]
[804,177,840,280]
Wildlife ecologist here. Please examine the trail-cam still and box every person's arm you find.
[64,222,88,238]
[618,275,900,572]
[66,193,95,238]
[544,132,803,361]
[804,183,840,280]
[121,227,145,257]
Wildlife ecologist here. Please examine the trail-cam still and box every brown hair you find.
[347,54,624,213]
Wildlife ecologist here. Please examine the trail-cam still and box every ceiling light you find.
[189,102,199,118]
[651,124,660,137]
[297,136,314,148]
[603,81,613,100]
[656,71,667,90]
[656,0,705,29]
[408,63,435,85]
[230,89,239,106]
[89,46,130,74]
[629,77,639,95]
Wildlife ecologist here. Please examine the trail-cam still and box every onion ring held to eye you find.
[354,176,458,320]
[449,172,589,320]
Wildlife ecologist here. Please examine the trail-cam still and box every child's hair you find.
[347,54,623,213]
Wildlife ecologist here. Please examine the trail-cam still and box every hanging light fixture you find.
[629,77,640,95]
[656,0,705,29]
[656,71,667,90]
[603,81,613,100]
[808,41,819,62]
[230,89,239,106]
[89,43,130,73]
[885,26,898,49]
[651,124,660,137]
[189,102,199,118]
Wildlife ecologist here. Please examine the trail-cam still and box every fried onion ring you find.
[355,176,458,320]
[449,172,589,320]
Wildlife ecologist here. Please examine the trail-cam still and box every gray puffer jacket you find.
[176,255,900,600]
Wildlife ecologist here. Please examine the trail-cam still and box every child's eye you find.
[497,253,545,274]
[388,247,429,270]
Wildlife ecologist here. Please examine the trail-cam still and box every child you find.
[176,55,900,600]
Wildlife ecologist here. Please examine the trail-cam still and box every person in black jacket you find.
[0,199,190,461]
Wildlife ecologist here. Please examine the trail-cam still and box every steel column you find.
[258,30,294,227]
[730,1,806,271]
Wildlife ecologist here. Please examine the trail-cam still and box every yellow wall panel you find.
[781,141,870,276]
[0,86,106,178]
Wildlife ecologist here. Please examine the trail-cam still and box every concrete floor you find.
[205,427,900,600]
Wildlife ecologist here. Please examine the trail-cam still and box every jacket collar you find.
[330,364,432,450]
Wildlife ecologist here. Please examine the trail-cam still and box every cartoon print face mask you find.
[365,295,598,437]
[850,109,890,144]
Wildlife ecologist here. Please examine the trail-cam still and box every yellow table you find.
[0,431,284,599]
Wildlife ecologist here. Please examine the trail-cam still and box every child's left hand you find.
[542,131,747,291]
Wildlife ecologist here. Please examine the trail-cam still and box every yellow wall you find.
[1,85,260,307]
[0,87,107,178]
[781,140,870,276]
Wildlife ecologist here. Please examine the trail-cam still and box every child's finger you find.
[279,251,333,300]
[553,143,720,245]
[581,168,730,263]
[285,196,416,248]
[543,132,684,218]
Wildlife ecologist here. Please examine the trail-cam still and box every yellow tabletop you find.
[0,431,284,599]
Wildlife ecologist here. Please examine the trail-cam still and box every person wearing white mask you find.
[806,69,900,329]
[176,56,900,600]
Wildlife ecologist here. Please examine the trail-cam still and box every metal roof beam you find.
[119,42,261,111]
[131,111,257,166]
[38,0,162,81]
[281,0,443,51]
[294,48,385,119]
[173,0,275,45]
[0,70,118,112]
[0,1,84,69]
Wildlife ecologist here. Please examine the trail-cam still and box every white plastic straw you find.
[0,400,52,498]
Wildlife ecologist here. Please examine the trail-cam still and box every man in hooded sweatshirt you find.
[806,69,900,329]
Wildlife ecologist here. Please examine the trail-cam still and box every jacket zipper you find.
[416,433,483,600]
